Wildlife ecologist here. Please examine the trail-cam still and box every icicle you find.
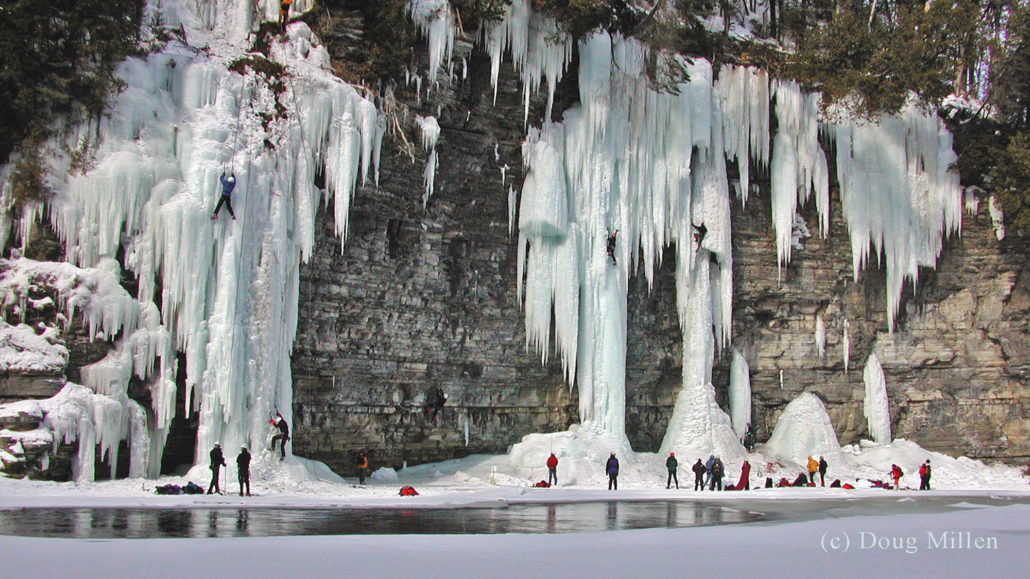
[815,315,826,358]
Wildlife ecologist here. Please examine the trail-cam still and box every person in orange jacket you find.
[807,456,819,485]
[279,0,293,31]
[546,453,559,486]
[356,450,369,485]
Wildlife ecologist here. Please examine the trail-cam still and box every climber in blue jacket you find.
[212,172,237,220]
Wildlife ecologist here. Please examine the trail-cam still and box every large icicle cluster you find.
[409,2,963,457]
[0,0,382,479]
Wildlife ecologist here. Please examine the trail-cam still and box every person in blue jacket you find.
[212,172,237,220]
[605,452,619,490]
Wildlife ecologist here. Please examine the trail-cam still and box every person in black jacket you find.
[356,451,369,485]
[818,456,828,487]
[237,446,251,496]
[709,456,724,491]
[692,458,706,491]
[692,221,707,251]
[606,231,618,265]
[208,443,227,494]
[665,452,679,489]
[270,413,289,460]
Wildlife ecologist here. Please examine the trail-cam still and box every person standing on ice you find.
[547,453,559,486]
[237,446,251,496]
[818,456,828,487]
[356,450,369,485]
[736,459,751,490]
[665,452,679,489]
[605,453,619,490]
[270,412,289,460]
[890,464,903,489]
[692,221,707,251]
[704,454,715,488]
[919,460,932,490]
[709,456,725,491]
[807,456,819,485]
[211,172,237,220]
[606,230,618,265]
[742,423,755,452]
[207,443,227,494]
[692,458,706,491]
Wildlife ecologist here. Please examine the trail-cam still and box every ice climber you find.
[279,0,293,31]
[665,452,679,489]
[237,446,251,496]
[547,453,559,486]
[270,412,290,460]
[692,221,707,250]
[692,458,706,490]
[208,443,226,494]
[606,230,618,265]
[212,172,237,220]
[605,452,619,490]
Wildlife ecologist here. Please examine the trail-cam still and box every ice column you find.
[863,353,891,444]
[729,349,751,438]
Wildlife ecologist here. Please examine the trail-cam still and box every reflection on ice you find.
[0,501,760,538]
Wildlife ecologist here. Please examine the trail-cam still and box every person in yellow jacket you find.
[356,450,369,485]
[807,456,819,485]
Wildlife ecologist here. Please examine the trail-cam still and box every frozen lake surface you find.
[0,500,761,538]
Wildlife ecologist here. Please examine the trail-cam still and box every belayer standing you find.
[818,456,828,487]
[208,443,226,495]
[237,446,251,496]
[692,458,706,491]
[606,230,618,265]
[212,172,237,220]
[919,459,932,490]
[356,451,369,485]
[807,456,819,485]
[704,454,716,488]
[547,452,559,486]
[709,456,725,491]
[890,464,903,489]
[270,412,289,460]
[665,452,679,489]
[742,422,755,452]
[605,452,619,490]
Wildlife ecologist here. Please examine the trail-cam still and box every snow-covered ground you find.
[1,460,1028,578]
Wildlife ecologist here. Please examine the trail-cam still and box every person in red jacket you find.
[546,453,559,486]
[891,464,903,489]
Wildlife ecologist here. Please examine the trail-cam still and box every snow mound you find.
[763,392,846,466]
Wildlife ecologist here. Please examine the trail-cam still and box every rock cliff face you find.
[289,9,1030,476]
[2,8,1027,480]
